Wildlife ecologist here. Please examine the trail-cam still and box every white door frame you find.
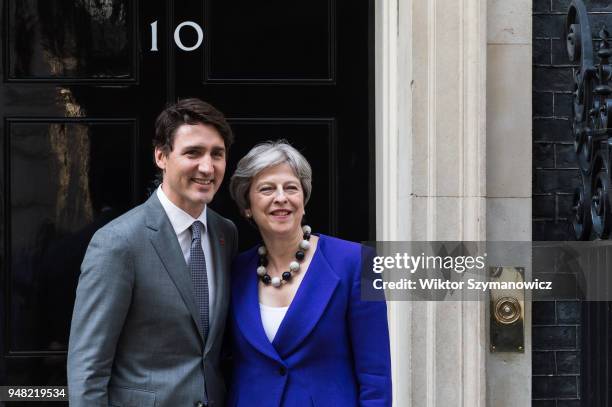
[374,0,532,405]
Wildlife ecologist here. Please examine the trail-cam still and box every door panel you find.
[7,119,135,353]
[205,0,334,81]
[7,0,137,82]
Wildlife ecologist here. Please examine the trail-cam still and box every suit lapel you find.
[145,195,205,344]
[204,211,228,355]
[233,250,282,363]
[272,239,340,358]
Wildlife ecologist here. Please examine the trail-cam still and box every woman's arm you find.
[348,246,392,407]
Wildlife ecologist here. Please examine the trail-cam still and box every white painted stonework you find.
[376,0,531,405]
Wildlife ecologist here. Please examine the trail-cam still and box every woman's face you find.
[247,163,305,239]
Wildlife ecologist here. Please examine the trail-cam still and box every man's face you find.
[155,123,226,217]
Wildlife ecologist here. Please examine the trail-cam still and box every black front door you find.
[0,0,373,403]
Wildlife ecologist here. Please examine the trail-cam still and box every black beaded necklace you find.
[257,225,312,288]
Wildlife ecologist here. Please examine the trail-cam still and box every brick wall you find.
[532,302,580,406]
[532,0,612,406]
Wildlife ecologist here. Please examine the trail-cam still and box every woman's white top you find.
[259,303,289,342]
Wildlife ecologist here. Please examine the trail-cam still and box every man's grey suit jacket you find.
[67,193,237,407]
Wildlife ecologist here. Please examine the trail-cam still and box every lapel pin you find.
[219,237,225,246]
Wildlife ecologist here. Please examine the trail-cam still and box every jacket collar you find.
[233,235,340,361]
[145,194,206,344]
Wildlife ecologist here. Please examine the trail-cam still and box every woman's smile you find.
[269,208,292,220]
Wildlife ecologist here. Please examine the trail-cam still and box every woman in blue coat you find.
[227,140,391,406]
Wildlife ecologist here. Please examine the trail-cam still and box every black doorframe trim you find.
[367,0,376,241]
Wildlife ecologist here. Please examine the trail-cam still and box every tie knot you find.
[191,221,204,240]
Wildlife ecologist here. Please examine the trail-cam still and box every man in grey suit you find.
[67,98,238,407]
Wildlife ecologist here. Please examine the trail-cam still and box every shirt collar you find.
[156,185,208,235]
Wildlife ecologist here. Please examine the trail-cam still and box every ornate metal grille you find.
[568,0,612,240]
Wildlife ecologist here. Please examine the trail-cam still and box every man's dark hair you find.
[154,98,234,155]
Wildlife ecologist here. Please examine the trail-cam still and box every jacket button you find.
[195,402,206,407]
[278,366,287,376]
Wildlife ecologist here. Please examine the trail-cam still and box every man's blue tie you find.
[189,221,209,341]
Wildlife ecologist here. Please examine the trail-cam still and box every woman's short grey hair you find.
[230,140,312,215]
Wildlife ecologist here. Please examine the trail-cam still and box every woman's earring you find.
[245,210,252,218]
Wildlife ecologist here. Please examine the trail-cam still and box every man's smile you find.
[192,177,214,186]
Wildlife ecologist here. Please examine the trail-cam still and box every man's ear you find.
[154,147,167,171]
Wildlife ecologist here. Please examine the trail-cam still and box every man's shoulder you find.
[207,207,237,233]
[93,200,150,240]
